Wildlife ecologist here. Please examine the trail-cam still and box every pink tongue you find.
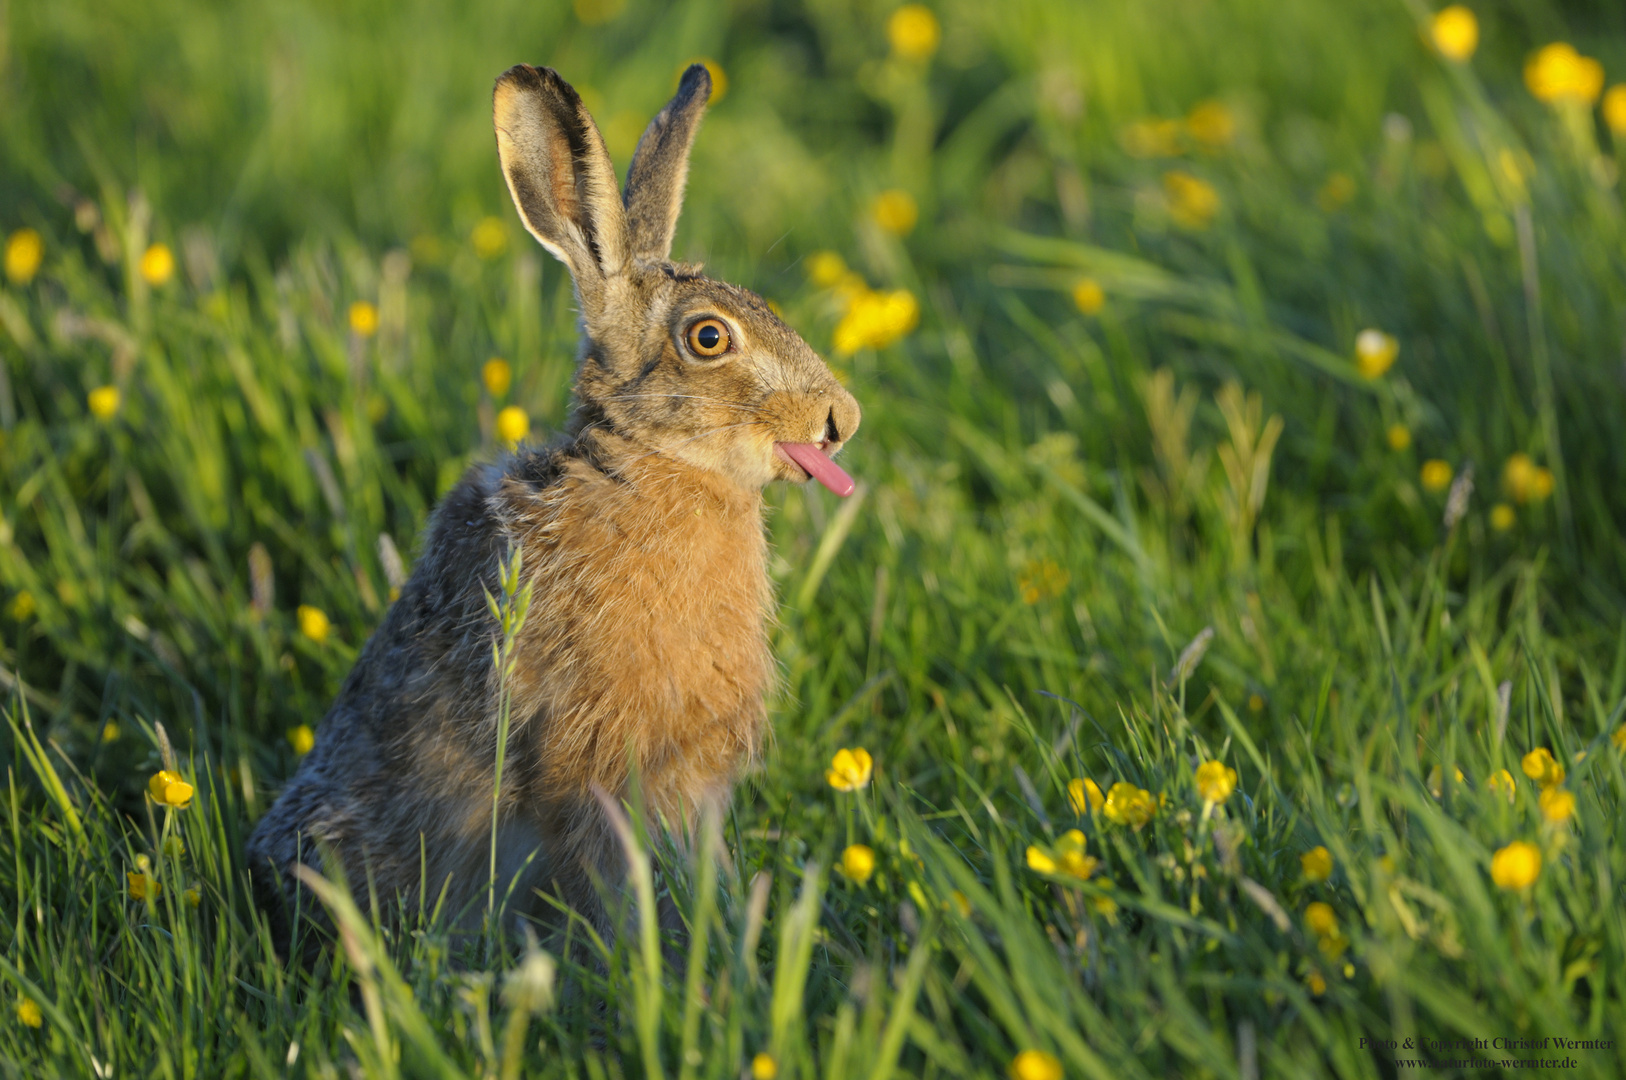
[780,442,855,497]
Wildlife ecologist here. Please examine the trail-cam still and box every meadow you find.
[3,0,1626,1076]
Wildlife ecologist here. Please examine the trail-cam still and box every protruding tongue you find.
[780,442,856,497]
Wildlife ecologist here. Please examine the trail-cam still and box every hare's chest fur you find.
[501,452,774,817]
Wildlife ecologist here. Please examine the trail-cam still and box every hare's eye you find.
[685,318,731,358]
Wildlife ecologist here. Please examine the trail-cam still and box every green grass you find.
[4,0,1626,1075]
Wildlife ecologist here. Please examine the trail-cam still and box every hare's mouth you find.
[775,441,855,497]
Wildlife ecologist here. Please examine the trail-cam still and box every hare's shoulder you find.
[324,448,578,748]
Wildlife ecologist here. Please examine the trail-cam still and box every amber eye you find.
[685,318,731,358]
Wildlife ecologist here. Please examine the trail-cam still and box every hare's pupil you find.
[697,324,720,350]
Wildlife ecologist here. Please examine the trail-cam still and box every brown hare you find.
[246,62,860,949]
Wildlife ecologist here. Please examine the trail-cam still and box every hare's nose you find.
[823,393,860,445]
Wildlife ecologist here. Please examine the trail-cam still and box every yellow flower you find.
[1354,329,1399,378]
[833,288,919,355]
[162,835,185,859]
[1525,43,1604,105]
[1317,172,1356,212]
[88,385,120,420]
[949,889,971,917]
[5,227,44,284]
[751,1053,778,1080]
[1304,901,1338,938]
[147,769,193,809]
[827,747,874,791]
[1053,829,1097,880]
[1521,747,1564,788]
[806,250,847,287]
[288,724,316,756]
[1614,724,1626,752]
[127,872,161,901]
[1528,468,1553,502]
[840,844,876,885]
[1427,764,1465,798]
[1027,831,1099,882]
[1386,424,1412,451]
[1163,171,1220,229]
[872,189,919,236]
[1194,760,1237,804]
[1102,781,1156,828]
[1538,786,1575,824]
[1307,971,1327,997]
[183,884,202,908]
[1486,768,1516,803]
[1490,503,1515,531]
[102,720,121,743]
[495,405,531,446]
[887,4,941,62]
[1067,777,1104,814]
[482,358,512,398]
[139,243,175,287]
[1017,558,1068,604]
[1071,278,1105,315]
[297,604,330,643]
[1490,840,1541,890]
[1185,99,1235,147]
[7,591,36,621]
[1502,453,1537,502]
[1431,6,1478,63]
[1121,118,1183,158]
[1008,1049,1063,1080]
[348,301,379,338]
[1420,460,1453,493]
[1536,45,1606,106]
[472,216,509,259]
[1300,846,1333,883]
[1248,693,1265,712]
[1605,86,1626,136]
[16,997,42,1028]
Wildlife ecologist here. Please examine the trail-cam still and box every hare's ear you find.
[494,65,629,293]
[622,63,711,263]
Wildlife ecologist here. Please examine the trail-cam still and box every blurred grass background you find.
[3,0,1626,1076]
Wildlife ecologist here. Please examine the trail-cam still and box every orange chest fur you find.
[501,457,775,799]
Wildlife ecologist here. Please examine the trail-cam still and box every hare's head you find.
[493,64,861,496]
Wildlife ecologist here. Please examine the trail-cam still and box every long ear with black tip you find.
[493,64,629,293]
[622,63,712,263]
